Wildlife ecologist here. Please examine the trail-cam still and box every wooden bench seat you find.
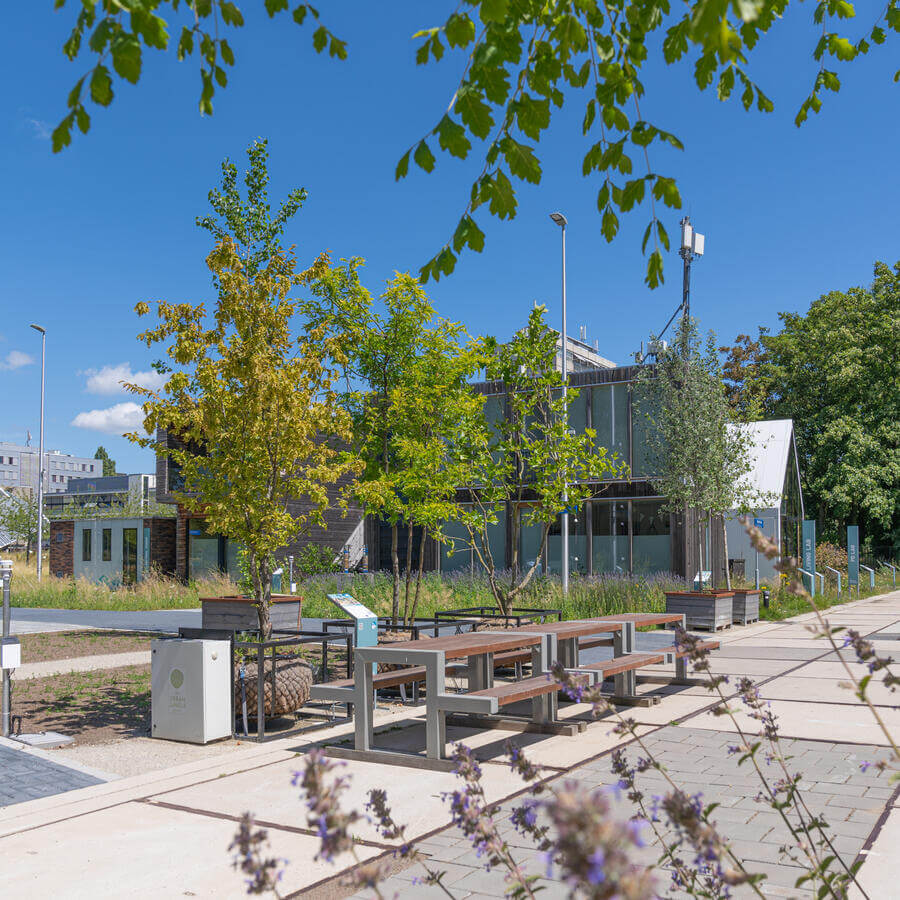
[580,651,666,677]
[468,673,582,707]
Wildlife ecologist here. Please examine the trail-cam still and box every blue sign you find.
[847,525,859,587]
[753,517,765,530]
[802,520,816,596]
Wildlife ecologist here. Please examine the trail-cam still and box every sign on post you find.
[753,517,765,530]
[847,525,859,589]
[802,520,816,596]
[327,593,378,676]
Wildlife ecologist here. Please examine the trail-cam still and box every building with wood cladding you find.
[154,335,802,586]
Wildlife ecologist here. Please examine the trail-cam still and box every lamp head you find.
[30,324,46,335]
[549,212,567,227]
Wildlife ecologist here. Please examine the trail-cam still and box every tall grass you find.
[6,552,238,611]
[298,570,683,621]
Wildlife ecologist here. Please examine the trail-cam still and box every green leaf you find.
[220,39,235,66]
[452,215,485,253]
[89,65,114,106]
[312,25,328,53]
[395,150,410,180]
[220,2,245,26]
[717,66,735,101]
[513,93,550,140]
[75,104,90,135]
[67,76,85,110]
[582,98,596,134]
[445,13,475,48]
[479,0,509,24]
[413,140,436,173]
[454,85,493,139]
[177,26,195,60]
[500,136,541,184]
[111,33,142,84]
[435,115,471,159]
[265,0,289,15]
[52,114,74,153]
[292,5,308,25]
[645,248,664,289]
[329,36,348,60]
[601,206,618,241]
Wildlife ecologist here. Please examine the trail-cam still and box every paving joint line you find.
[137,798,396,851]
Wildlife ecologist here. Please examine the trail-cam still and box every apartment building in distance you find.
[0,441,99,495]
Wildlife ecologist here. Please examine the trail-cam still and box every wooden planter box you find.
[665,591,734,632]
[201,595,303,632]
[731,589,760,625]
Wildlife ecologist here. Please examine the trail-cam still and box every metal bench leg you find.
[399,683,408,704]
[425,652,448,760]
[354,660,374,752]
[466,652,492,691]
[514,661,523,680]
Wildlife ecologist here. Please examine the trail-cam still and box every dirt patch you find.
[10,664,151,745]
[17,630,156,663]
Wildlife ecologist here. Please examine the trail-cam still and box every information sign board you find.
[847,526,859,587]
[753,517,765,530]
[802,520,816,596]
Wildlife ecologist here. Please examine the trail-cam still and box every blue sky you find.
[2,4,898,473]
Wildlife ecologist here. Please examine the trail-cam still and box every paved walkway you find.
[0,591,896,898]
[9,607,202,635]
[11,650,151,680]
[0,738,111,807]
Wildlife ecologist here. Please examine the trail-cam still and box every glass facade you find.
[102,528,112,562]
[547,504,588,574]
[591,384,630,476]
[631,499,672,573]
[81,527,92,562]
[592,500,630,574]
[440,518,473,573]
[630,382,661,477]
[188,518,221,579]
[122,528,137,585]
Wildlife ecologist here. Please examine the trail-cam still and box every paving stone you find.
[0,745,104,806]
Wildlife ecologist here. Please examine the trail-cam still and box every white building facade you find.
[0,442,99,495]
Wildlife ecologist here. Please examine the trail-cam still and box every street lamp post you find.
[30,325,46,581]
[549,212,569,598]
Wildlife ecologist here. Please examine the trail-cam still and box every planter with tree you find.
[129,141,357,718]
[635,315,754,630]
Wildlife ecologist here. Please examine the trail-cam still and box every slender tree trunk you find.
[722,515,732,590]
[697,516,705,591]
[390,523,400,625]
[403,521,413,624]
[252,552,273,640]
[409,526,428,624]
[25,539,31,565]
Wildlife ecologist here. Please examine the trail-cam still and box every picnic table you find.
[311,612,715,769]
[313,629,549,769]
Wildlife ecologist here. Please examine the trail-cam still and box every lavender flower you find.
[229,813,285,896]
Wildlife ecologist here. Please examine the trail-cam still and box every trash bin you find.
[151,639,231,744]
[271,567,283,593]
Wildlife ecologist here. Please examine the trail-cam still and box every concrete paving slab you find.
[0,795,365,898]
[759,675,898,706]
[688,699,900,746]
[850,806,900,900]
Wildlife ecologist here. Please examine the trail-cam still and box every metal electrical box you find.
[151,639,231,744]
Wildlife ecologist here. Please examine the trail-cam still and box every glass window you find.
[591,384,629,476]
[548,504,588,574]
[631,500,672,573]
[188,518,220,578]
[631,382,662,477]
[592,501,629,574]
[102,528,112,562]
[439,517,473,574]
[81,528,92,562]
[122,528,137,584]
[480,507,506,572]
[567,387,588,434]
[225,540,243,582]
[518,508,545,575]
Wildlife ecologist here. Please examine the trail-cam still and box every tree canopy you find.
[721,260,900,553]
[48,2,900,287]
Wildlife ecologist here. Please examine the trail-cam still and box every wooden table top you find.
[595,613,683,626]
[515,619,623,639]
[364,630,544,660]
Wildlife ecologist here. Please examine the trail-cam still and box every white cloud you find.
[71,402,145,436]
[82,362,166,395]
[27,118,51,141]
[0,350,34,370]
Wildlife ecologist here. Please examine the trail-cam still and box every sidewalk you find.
[0,591,897,899]
[11,651,151,680]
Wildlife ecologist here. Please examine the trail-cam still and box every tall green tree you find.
[0,490,44,564]
[447,306,620,614]
[308,261,481,624]
[93,446,117,476]
[127,142,357,637]
[636,316,753,590]
[722,261,900,551]
[48,3,900,287]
